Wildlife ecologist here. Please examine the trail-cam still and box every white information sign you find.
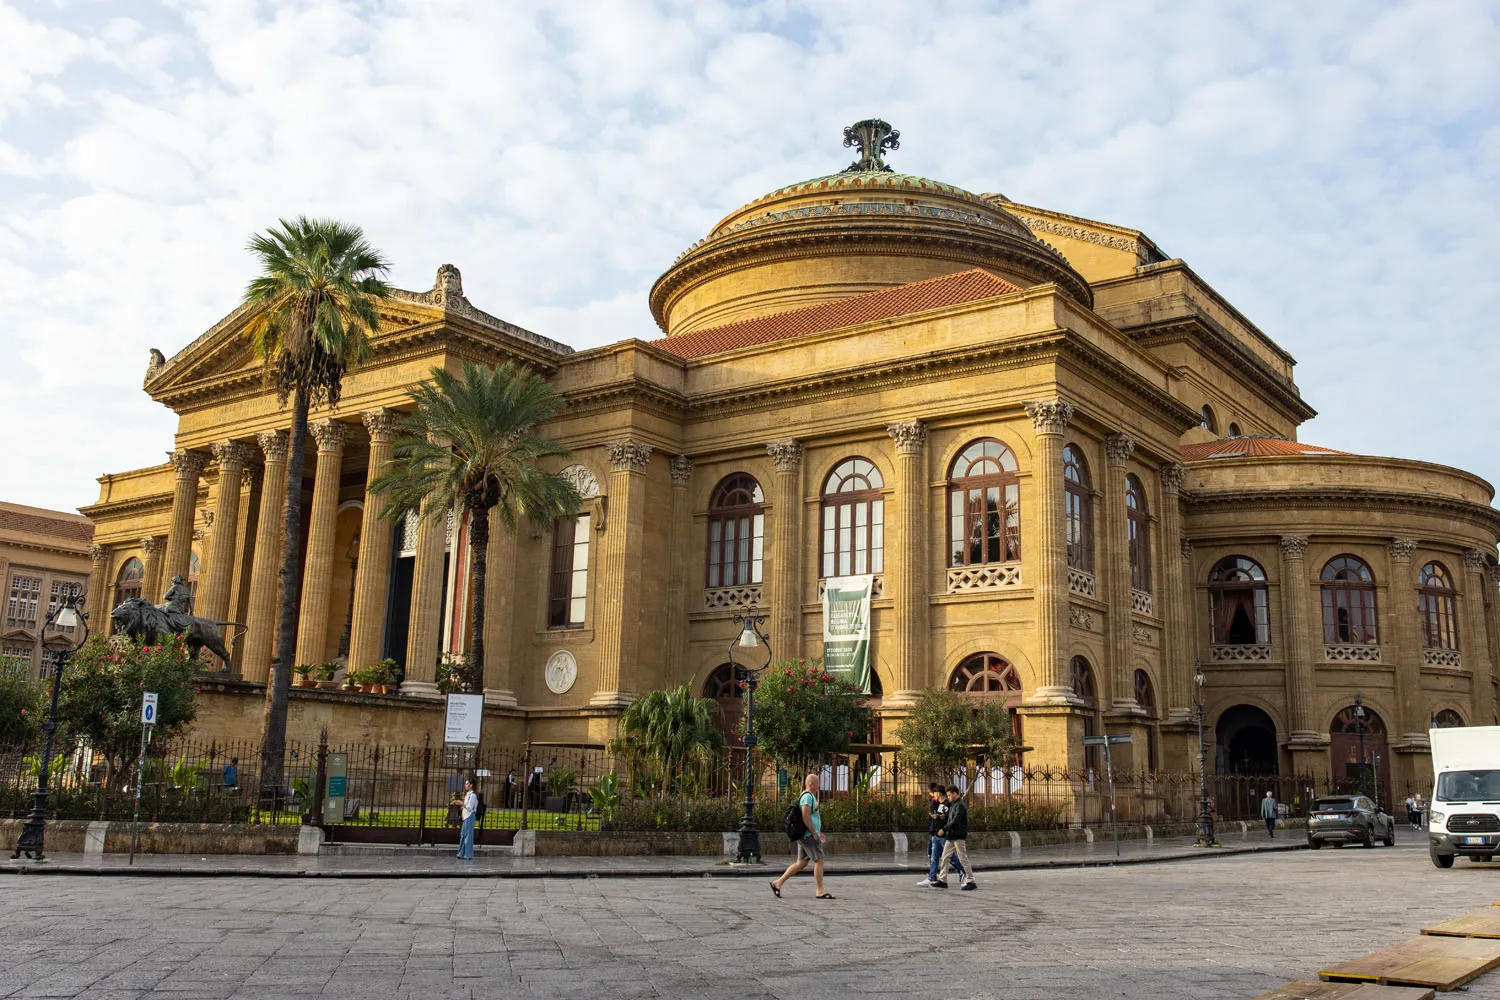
[444,693,483,745]
[141,692,159,726]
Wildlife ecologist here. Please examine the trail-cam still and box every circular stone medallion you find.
[544,650,578,695]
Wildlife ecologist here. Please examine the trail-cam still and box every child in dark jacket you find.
[933,786,976,891]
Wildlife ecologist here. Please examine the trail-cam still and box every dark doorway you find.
[1215,705,1279,775]
[384,555,415,668]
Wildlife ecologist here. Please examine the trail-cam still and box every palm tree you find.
[370,359,581,692]
[242,217,392,793]
[610,684,726,796]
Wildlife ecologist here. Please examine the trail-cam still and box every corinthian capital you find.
[766,439,803,472]
[1023,399,1075,436]
[89,544,109,565]
[141,535,165,557]
[211,440,256,470]
[257,429,290,463]
[169,449,209,480]
[362,409,401,443]
[1279,535,1309,560]
[1387,537,1418,563]
[669,454,693,487]
[1466,548,1489,573]
[310,419,351,452]
[606,440,653,473]
[1104,433,1136,467]
[886,420,927,455]
[1160,462,1186,494]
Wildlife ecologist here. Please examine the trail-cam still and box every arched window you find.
[1135,669,1160,770]
[1199,405,1217,433]
[115,557,144,604]
[1433,709,1464,729]
[1321,555,1379,645]
[706,474,764,588]
[950,653,1024,747]
[1210,556,1270,645]
[948,439,1021,567]
[702,662,742,737]
[1418,562,1458,651]
[1125,474,1150,593]
[1071,657,1101,770]
[820,458,884,578]
[1063,445,1093,573]
[1227,422,1242,438]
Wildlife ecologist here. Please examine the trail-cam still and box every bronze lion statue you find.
[109,597,236,669]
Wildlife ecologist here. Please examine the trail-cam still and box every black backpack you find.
[783,800,807,842]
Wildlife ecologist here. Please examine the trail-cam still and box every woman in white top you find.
[453,778,478,860]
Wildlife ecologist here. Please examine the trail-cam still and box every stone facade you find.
[78,134,1500,797]
[0,501,94,679]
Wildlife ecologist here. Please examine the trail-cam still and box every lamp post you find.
[1353,695,1369,799]
[730,607,772,864]
[1193,659,1218,848]
[13,586,89,862]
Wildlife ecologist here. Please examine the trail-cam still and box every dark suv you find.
[1307,795,1395,849]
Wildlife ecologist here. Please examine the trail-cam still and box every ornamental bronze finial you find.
[842,118,900,172]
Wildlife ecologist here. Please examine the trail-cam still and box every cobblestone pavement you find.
[3,838,1498,999]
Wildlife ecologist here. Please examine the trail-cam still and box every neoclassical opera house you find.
[77,123,1500,795]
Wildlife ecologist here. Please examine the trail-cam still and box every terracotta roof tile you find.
[1180,437,1348,462]
[0,508,94,544]
[649,268,1024,360]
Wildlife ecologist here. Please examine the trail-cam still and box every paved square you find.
[2,842,1498,999]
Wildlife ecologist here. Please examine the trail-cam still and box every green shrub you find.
[748,660,872,763]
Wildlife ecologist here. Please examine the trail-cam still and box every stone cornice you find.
[1122,317,1316,423]
[79,485,204,522]
[1184,487,1500,535]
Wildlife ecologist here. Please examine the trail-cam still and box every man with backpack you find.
[770,773,834,900]
[918,782,965,887]
[932,786,976,891]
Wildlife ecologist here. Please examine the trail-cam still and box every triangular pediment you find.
[143,265,572,402]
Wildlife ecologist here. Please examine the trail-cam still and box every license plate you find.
[1466,836,1488,845]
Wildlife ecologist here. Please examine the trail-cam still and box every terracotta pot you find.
[295,678,316,688]
[375,684,390,695]
[359,683,374,693]
[317,680,338,690]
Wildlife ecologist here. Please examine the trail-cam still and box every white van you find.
[1429,725,1500,868]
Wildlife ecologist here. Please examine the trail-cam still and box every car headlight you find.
[1429,810,1445,827]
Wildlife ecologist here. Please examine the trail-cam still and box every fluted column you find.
[1386,538,1423,744]
[482,508,519,707]
[242,430,289,683]
[198,441,254,621]
[347,410,398,672]
[163,450,209,583]
[1102,433,1136,711]
[86,544,110,630]
[141,535,166,604]
[1463,549,1494,728]
[227,467,260,673]
[1023,400,1076,701]
[663,455,693,686]
[886,420,927,704]
[1278,535,1318,740]
[766,440,804,661]
[591,440,652,707]
[1159,464,1191,722]
[294,420,350,666]
[403,502,448,696]
[1484,560,1500,726]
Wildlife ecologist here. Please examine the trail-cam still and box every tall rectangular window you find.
[548,514,590,628]
[1,644,34,678]
[6,575,41,631]
[48,580,84,633]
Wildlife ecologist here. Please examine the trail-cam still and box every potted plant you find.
[376,658,399,694]
[293,664,316,688]
[341,667,360,692]
[315,662,339,690]
[355,667,376,694]
[545,766,577,814]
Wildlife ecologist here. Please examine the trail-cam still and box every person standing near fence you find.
[222,758,238,790]
[1261,790,1278,837]
[932,786,975,891]
[454,778,478,861]
[770,774,834,900]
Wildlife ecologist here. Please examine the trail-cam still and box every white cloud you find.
[0,0,1496,513]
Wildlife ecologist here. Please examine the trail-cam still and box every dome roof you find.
[650,121,1092,337]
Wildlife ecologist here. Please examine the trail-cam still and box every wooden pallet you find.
[1422,909,1500,939]
[1320,935,1500,990]
[1253,982,1433,1000]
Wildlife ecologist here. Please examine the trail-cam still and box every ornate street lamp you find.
[729,608,772,864]
[1353,695,1369,799]
[13,586,89,862]
[1193,659,1218,848]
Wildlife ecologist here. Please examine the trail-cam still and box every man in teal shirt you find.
[770,773,834,899]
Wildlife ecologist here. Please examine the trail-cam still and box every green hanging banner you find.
[822,575,872,694]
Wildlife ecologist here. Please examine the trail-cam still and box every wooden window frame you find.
[706,475,765,589]
[947,439,1021,568]
[1125,474,1150,593]
[1209,556,1271,645]
[547,513,591,629]
[1321,555,1379,645]
[820,458,884,579]
[1417,561,1458,651]
[1063,444,1093,573]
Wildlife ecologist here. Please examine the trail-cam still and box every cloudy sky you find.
[2,0,1497,513]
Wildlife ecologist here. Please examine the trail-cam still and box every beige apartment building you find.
[77,124,1500,795]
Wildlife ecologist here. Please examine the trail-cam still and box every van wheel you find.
[1308,838,1322,850]
[1433,851,1455,869]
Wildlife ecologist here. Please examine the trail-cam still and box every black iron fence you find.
[1,733,1365,838]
